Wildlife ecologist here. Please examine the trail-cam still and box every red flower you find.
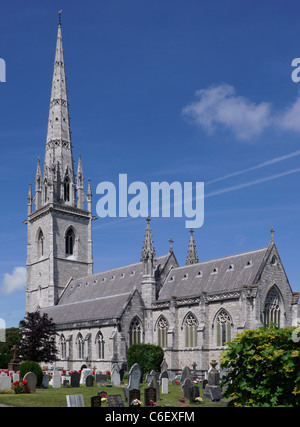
[22,380,28,385]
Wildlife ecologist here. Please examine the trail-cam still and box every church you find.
[25,19,300,375]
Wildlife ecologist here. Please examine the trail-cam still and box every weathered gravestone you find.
[190,385,200,403]
[41,374,49,388]
[180,366,191,384]
[0,375,11,390]
[70,371,80,388]
[80,368,93,385]
[111,363,121,387]
[148,374,160,401]
[160,358,168,373]
[86,375,94,387]
[119,368,124,382]
[182,377,193,400]
[161,377,168,394]
[107,394,125,407]
[203,360,223,402]
[23,371,37,393]
[144,386,157,406]
[52,372,61,388]
[91,395,102,407]
[13,373,20,383]
[122,388,128,403]
[95,373,107,385]
[66,394,85,407]
[159,370,169,384]
[128,363,142,390]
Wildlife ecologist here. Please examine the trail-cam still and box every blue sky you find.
[1,0,300,327]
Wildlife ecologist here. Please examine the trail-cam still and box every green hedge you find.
[128,344,164,374]
[20,361,43,387]
[0,353,12,369]
[220,326,300,407]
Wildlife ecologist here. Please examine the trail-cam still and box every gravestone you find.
[91,396,102,407]
[182,377,193,400]
[192,362,197,380]
[159,370,169,384]
[144,386,157,406]
[122,388,128,403]
[111,363,121,386]
[160,358,168,373]
[190,385,200,403]
[180,366,191,383]
[148,375,160,401]
[150,370,160,383]
[8,345,20,372]
[52,372,61,388]
[128,363,142,390]
[202,379,208,389]
[66,394,85,407]
[41,374,49,388]
[168,371,176,383]
[95,373,107,385]
[23,371,37,393]
[70,371,80,388]
[203,360,223,402]
[107,394,124,407]
[13,373,20,383]
[0,375,11,390]
[128,389,141,405]
[86,375,94,387]
[119,368,124,382]
[80,368,93,385]
[161,377,168,394]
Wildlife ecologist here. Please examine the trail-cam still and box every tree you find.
[128,343,164,373]
[220,326,300,407]
[18,311,58,363]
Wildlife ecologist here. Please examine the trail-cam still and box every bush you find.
[20,361,43,387]
[128,344,164,374]
[220,326,300,407]
[0,353,12,369]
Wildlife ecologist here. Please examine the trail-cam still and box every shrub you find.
[20,361,43,387]
[220,326,300,407]
[128,343,164,374]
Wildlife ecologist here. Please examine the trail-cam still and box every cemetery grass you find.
[0,383,224,407]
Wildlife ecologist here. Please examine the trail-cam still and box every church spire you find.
[44,16,75,204]
[185,228,199,265]
[141,216,156,276]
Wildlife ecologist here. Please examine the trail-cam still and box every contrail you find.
[206,168,300,198]
[206,149,300,185]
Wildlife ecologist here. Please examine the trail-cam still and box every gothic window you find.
[96,331,105,359]
[77,333,84,360]
[37,229,44,258]
[64,176,70,202]
[65,228,75,256]
[264,286,281,327]
[60,334,66,359]
[157,316,168,348]
[184,313,198,348]
[216,309,231,347]
[129,317,142,346]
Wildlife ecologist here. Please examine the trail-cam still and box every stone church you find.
[25,20,300,375]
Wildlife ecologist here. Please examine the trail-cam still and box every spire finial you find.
[169,237,174,252]
[141,216,155,262]
[186,228,199,265]
[270,227,275,242]
[58,10,62,24]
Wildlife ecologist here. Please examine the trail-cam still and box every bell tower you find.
[25,16,94,312]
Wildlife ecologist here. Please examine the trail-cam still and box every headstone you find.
[95,373,107,385]
[192,362,197,380]
[146,374,153,383]
[159,370,169,384]
[70,371,80,388]
[23,372,37,393]
[203,360,223,401]
[0,375,11,390]
[144,386,157,406]
[128,363,142,390]
[107,394,124,407]
[168,371,176,382]
[202,379,208,389]
[207,387,223,402]
[122,388,128,402]
[161,377,168,394]
[150,370,160,383]
[80,368,93,385]
[180,366,191,383]
[148,375,160,401]
[119,368,124,382]
[13,373,20,383]
[41,374,49,388]
[182,377,193,400]
[190,385,200,403]
[52,372,61,388]
[86,375,94,387]
[111,363,121,387]
[8,345,20,372]
[91,396,102,407]
[160,358,168,373]
[66,394,85,407]
[128,388,141,405]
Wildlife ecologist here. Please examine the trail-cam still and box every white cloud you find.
[1,267,26,295]
[182,84,271,140]
[278,92,300,133]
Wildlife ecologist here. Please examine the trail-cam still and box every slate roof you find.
[42,254,169,325]
[157,247,269,301]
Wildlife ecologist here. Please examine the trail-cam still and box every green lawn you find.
[0,382,225,407]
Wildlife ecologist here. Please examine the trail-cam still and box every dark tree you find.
[18,311,58,363]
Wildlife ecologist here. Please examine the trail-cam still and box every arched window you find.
[60,334,66,359]
[64,176,70,202]
[96,331,105,359]
[184,312,198,348]
[216,309,231,346]
[264,286,281,327]
[65,228,75,256]
[157,316,168,348]
[37,229,44,258]
[129,317,142,346]
[77,333,84,360]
